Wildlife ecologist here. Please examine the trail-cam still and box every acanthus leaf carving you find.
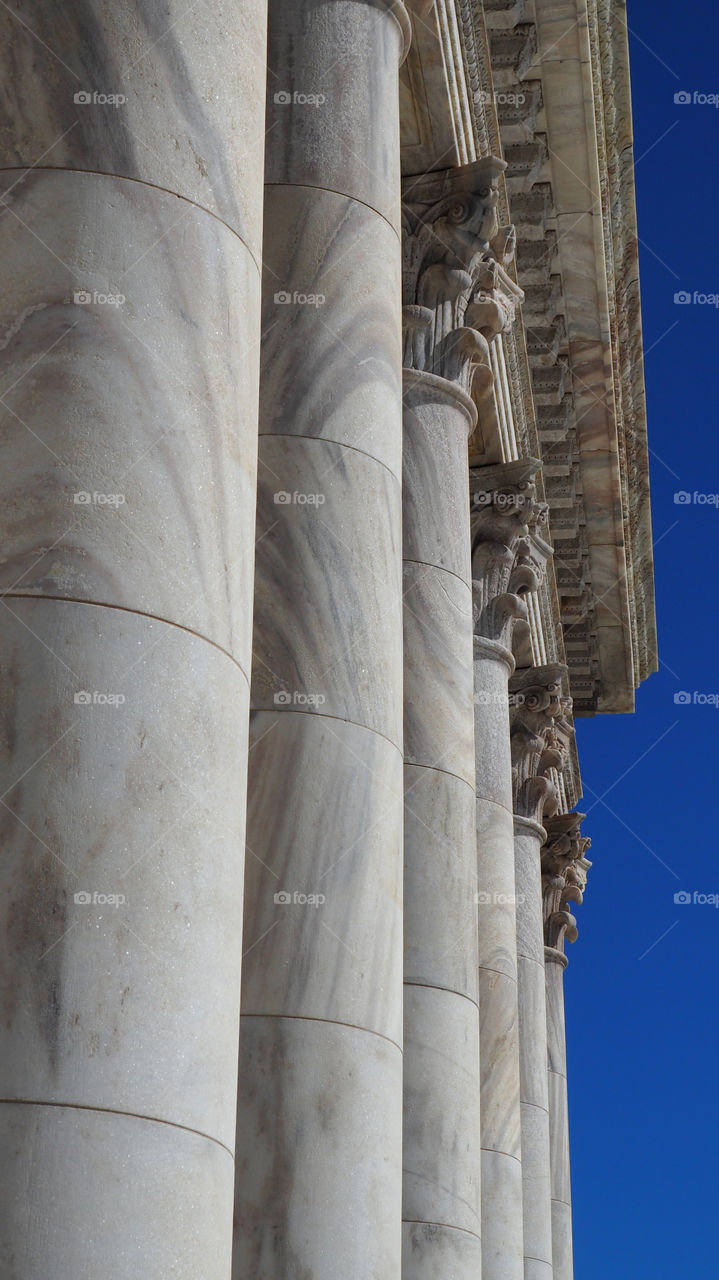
[541,811,592,952]
[509,664,573,824]
[401,157,523,394]
[470,458,552,649]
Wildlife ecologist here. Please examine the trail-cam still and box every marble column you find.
[542,814,592,1280]
[0,4,267,1277]
[471,459,547,1280]
[510,667,573,1280]
[233,3,410,1277]
[400,158,509,1280]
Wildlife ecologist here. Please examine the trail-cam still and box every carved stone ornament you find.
[509,664,573,823]
[470,457,552,649]
[401,157,523,397]
[541,811,592,952]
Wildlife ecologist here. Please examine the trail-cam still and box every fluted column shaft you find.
[401,372,481,1278]
[474,638,525,1280]
[515,818,553,1280]
[0,4,267,1276]
[545,948,573,1280]
[233,3,410,1276]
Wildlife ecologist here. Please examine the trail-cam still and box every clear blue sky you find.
[568,3,719,1275]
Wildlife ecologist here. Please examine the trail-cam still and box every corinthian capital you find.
[470,458,551,648]
[401,158,523,392]
[509,665,573,824]
[541,812,592,952]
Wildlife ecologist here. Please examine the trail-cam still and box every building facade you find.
[0,1,656,1277]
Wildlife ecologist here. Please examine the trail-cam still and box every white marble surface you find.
[0,170,260,669]
[515,821,553,1272]
[234,1016,403,1279]
[264,0,408,228]
[261,187,403,478]
[403,984,481,1235]
[402,373,474,583]
[249,435,403,744]
[236,6,406,1273]
[0,0,268,257]
[475,639,524,1280]
[480,1148,524,1280]
[0,1103,235,1279]
[546,950,573,1280]
[241,710,403,1043]
[402,1222,483,1278]
[0,599,249,1150]
[404,765,478,1000]
[403,560,474,782]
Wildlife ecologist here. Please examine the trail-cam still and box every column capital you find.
[541,812,592,954]
[401,159,522,395]
[470,458,551,650]
[509,665,573,824]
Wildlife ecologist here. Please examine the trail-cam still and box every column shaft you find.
[401,373,481,1277]
[234,3,409,1276]
[546,949,573,1280]
[475,641,524,1280]
[0,4,267,1276]
[515,819,553,1280]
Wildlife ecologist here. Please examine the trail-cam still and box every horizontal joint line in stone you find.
[401,1219,482,1244]
[3,592,251,686]
[259,705,403,757]
[0,165,263,274]
[259,433,402,486]
[405,759,476,790]
[238,1012,402,1054]
[0,1098,234,1160]
[263,181,401,241]
[403,980,480,1011]
[402,556,470,591]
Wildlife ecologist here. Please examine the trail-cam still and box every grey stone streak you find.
[401,369,480,1280]
[0,1104,235,1279]
[0,169,259,668]
[234,2,407,1276]
[0,0,267,255]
